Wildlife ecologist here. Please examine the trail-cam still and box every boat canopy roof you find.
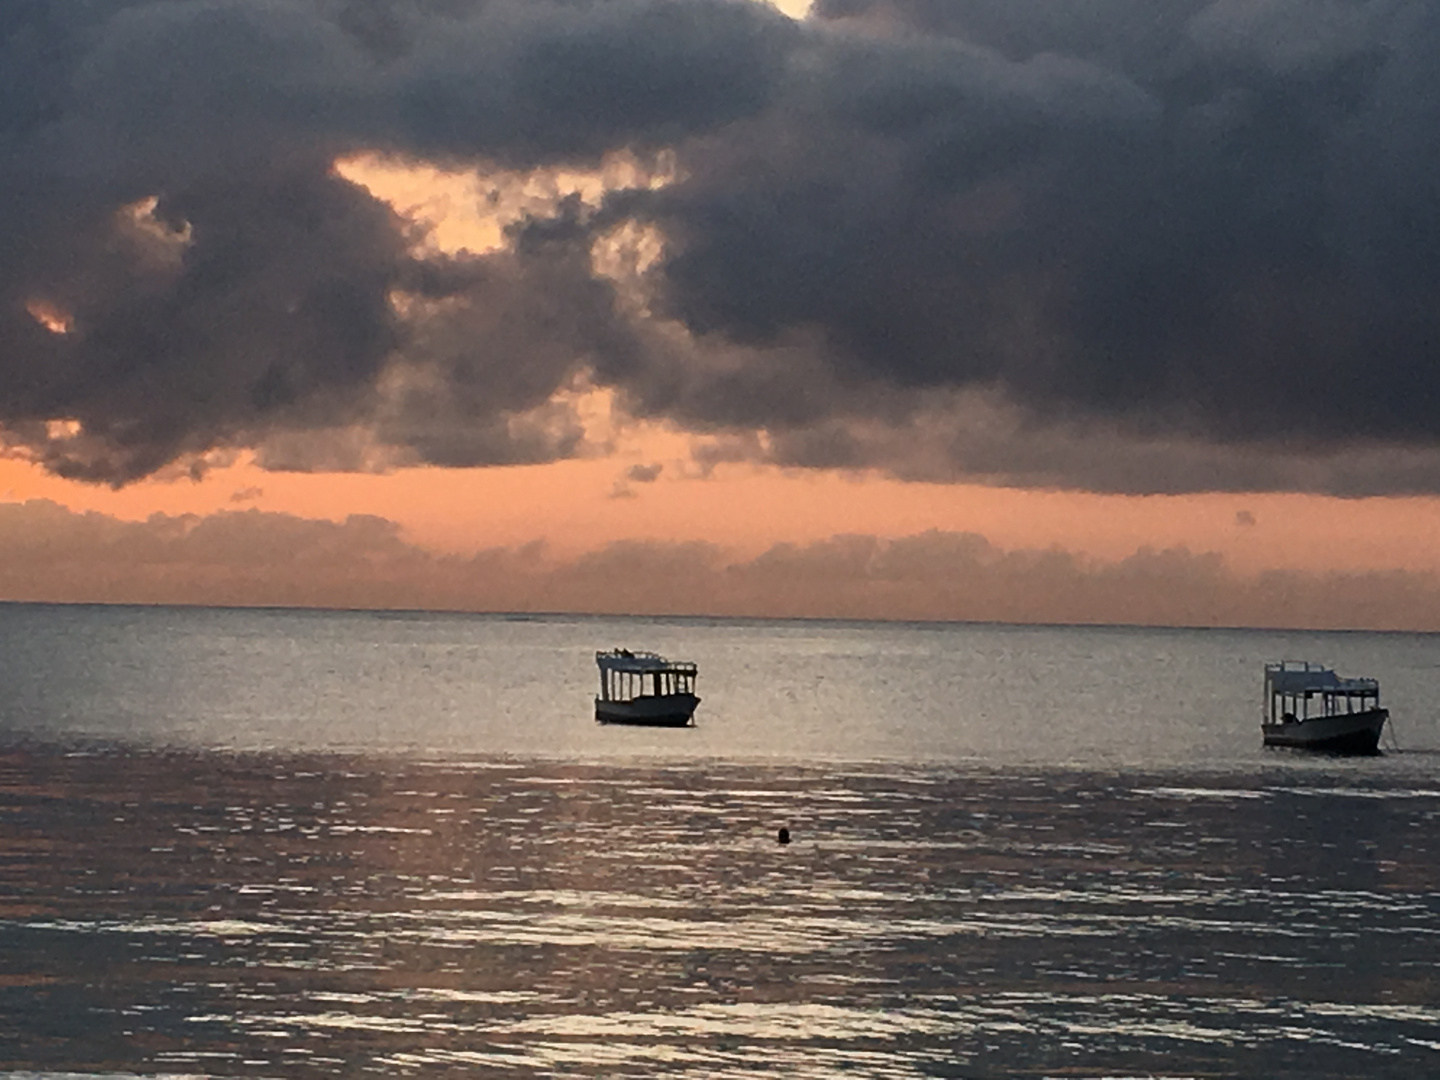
[1265,660,1378,695]
[596,649,697,675]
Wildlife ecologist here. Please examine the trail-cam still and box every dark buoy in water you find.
[777,827,791,845]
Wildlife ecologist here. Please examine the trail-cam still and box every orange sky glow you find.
[5,0,1440,628]
[5,442,1440,582]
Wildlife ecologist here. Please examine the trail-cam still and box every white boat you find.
[1262,661,1388,754]
[595,649,700,727]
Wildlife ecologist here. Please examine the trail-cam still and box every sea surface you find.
[1,602,1438,1077]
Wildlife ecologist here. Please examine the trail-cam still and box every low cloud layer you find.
[3,1,1440,493]
[2,499,1437,631]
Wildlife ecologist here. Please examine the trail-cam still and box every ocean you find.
[1,602,1437,1077]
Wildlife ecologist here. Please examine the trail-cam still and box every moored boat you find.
[1262,661,1388,754]
[595,649,700,727]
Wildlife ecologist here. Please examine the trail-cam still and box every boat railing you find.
[1264,660,1381,723]
[596,650,698,703]
[596,649,697,674]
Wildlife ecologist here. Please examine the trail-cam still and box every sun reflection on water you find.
[1,749,1438,1077]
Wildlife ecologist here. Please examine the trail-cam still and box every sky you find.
[2,0,1440,628]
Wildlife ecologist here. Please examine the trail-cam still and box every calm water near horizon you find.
[1,603,1438,1077]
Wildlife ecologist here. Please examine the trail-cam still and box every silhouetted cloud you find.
[1,499,1437,630]
[3,1,1439,493]
[631,0,1440,480]
[0,0,793,483]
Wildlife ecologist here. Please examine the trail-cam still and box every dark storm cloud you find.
[0,0,793,483]
[388,0,796,163]
[631,0,1440,461]
[4,0,1440,493]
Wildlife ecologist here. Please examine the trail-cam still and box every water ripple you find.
[3,752,1438,1078]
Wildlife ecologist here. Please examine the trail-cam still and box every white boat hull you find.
[595,693,700,728]
[1262,707,1388,754]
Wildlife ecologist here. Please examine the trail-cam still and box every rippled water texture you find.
[3,749,1438,1077]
